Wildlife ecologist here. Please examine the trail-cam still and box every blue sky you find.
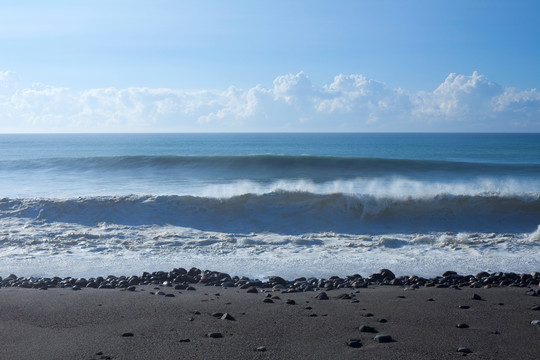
[0,0,539,132]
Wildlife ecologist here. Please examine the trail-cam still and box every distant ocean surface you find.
[1,133,539,279]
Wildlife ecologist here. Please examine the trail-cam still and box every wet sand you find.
[0,284,539,359]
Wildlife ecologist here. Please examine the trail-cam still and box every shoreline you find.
[2,267,539,290]
[1,268,539,359]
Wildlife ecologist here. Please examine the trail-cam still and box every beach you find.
[1,269,540,359]
[0,133,539,359]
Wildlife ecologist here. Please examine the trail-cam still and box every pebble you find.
[263,298,274,303]
[374,334,393,343]
[315,292,329,300]
[206,332,223,338]
[211,312,224,318]
[457,347,472,354]
[456,323,469,329]
[179,338,190,342]
[347,339,362,348]
[531,320,540,325]
[286,299,296,305]
[165,293,175,297]
[471,294,482,300]
[221,313,236,321]
[255,346,267,352]
[121,332,134,337]
[458,305,470,309]
[359,325,377,333]
[246,286,258,294]
[378,318,388,323]
[531,305,540,311]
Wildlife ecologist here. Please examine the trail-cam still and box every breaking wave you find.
[2,191,539,234]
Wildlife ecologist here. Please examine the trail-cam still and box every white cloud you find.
[0,70,539,132]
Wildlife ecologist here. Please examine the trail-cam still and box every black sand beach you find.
[1,269,539,359]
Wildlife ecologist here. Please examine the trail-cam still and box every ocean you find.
[0,133,539,279]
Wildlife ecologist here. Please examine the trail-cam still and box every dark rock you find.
[531,320,540,325]
[374,334,393,343]
[165,293,175,297]
[255,346,267,352]
[286,299,296,305]
[121,332,134,337]
[246,286,258,294]
[206,332,223,338]
[459,305,470,309]
[179,338,190,342]
[363,313,374,317]
[359,325,377,333]
[347,339,362,348]
[456,323,469,329]
[471,293,482,300]
[211,312,224,318]
[263,298,274,303]
[315,292,329,300]
[457,347,472,354]
[379,269,396,280]
[378,318,388,323]
[531,305,540,311]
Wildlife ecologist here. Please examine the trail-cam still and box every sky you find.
[0,0,539,133]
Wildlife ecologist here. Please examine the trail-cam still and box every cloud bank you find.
[0,70,539,132]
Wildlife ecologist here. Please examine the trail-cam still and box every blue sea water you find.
[0,133,539,279]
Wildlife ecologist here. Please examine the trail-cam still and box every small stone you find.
[121,332,134,337]
[459,305,470,309]
[347,339,362,348]
[263,298,274,303]
[206,332,223,338]
[187,286,196,291]
[165,293,175,297]
[255,346,267,352]
[286,299,296,305]
[188,317,194,321]
[246,286,258,294]
[363,313,374,317]
[221,313,236,321]
[531,320,540,325]
[316,292,329,300]
[531,305,540,311]
[378,318,387,323]
[374,334,393,343]
[427,298,434,301]
[359,325,377,333]
[211,312,224,318]
[179,338,190,342]
[456,323,469,329]
[72,285,81,290]
[304,306,312,310]
[457,347,472,354]
[127,286,136,291]
[471,294,482,300]
[156,291,165,296]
